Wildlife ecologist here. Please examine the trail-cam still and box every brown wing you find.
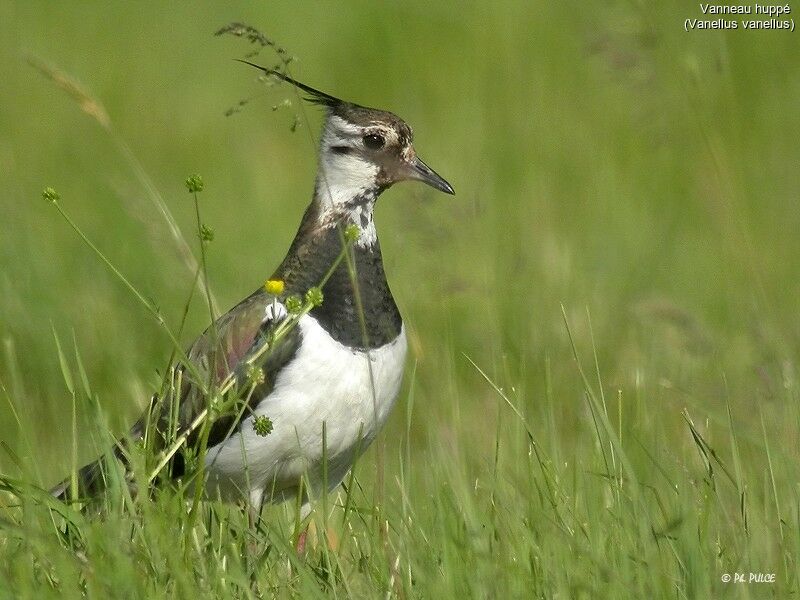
[53,289,302,499]
[149,288,301,470]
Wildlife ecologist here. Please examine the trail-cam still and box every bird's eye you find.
[362,133,385,150]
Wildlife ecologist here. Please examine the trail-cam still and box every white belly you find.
[203,315,407,502]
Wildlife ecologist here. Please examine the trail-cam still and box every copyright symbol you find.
[721,574,731,583]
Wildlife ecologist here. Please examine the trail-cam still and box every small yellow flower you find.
[264,279,285,295]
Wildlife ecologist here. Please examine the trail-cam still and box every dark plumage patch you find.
[396,122,412,148]
[273,207,402,349]
[334,104,412,141]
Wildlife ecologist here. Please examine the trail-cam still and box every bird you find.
[52,62,454,520]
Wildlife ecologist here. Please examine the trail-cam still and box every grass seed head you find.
[200,224,214,243]
[42,187,60,203]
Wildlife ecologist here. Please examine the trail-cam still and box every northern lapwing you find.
[52,64,454,517]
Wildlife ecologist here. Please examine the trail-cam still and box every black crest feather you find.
[236,59,343,108]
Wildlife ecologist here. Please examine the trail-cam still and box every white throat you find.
[315,121,381,247]
[315,154,378,209]
[314,165,379,248]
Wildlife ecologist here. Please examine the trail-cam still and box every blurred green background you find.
[1,1,799,595]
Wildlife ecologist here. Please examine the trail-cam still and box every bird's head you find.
[318,103,454,200]
[240,62,454,213]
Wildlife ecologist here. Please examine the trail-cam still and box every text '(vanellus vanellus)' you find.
[52,63,454,519]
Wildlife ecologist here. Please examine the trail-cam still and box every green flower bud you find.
[246,363,265,386]
[253,415,273,437]
[285,295,303,314]
[185,174,204,193]
[305,287,324,307]
[344,224,360,243]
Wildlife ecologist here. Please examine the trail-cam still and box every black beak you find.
[408,156,455,195]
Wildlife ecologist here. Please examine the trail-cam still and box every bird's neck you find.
[275,178,382,290]
[270,179,402,349]
[311,160,384,247]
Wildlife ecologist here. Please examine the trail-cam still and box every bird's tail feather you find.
[50,411,149,502]
[50,445,129,502]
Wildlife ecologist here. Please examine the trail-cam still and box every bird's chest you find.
[209,314,407,493]
[264,315,408,440]
[279,229,403,349]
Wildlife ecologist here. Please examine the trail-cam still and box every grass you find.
[1,2,799,597]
